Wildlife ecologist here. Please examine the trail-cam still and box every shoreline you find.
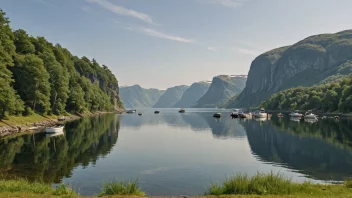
[0,108,125,138]
[264,110,352,118]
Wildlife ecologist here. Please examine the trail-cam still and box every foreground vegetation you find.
[0,9,122,120]
[261,75,352,113]
[1,173,352,197]
[207,172,352,197]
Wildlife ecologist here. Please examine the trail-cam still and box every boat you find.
[138,112,142,116]
[239,112,247,119]
[179,109,185,113]
[230,109,241,118]
[154,110,160,114]
[290,117,301,122]
[253,108,267,118]
[304,110,317,119]
[289,110,302,117]
[46,131,64,137]
[58,116,65,121]
[45,125,64,133]
[126,109,136,114]
[277,113,284,117]
[213,113,221,118]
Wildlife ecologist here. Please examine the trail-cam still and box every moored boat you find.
[138,112,142,116]
[304,110,317,119]
[213,113,221,118]
[289,110,302,117]
[179,109,185,113]
[58,116,65,121]
[253,108,267,118]
[230,109,241,118]
[45,125,64,133]
[277,113,283,117]
[154,110,160,114]
[126,109,137,114]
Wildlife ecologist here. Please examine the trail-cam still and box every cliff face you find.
[153,85,189,108]
[120,85,164,108]
[232,30,352,108]
[173,82,210,108]
[194,75,247,108]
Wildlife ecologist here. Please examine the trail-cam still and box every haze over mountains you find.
[120,75,246,109]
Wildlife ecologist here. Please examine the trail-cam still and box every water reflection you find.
[1,110,352,195]
[120,110,246,138]
[0,114,120,183]
[244,117,352,181]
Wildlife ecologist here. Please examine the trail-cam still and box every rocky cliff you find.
[173,82,210,108]
[120,85,164,108]
[231,30,352,108]
[194,75,247,108]
[153,85,189,108]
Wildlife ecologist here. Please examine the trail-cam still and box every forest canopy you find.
[0,9,122,118]
[261,75,352,113]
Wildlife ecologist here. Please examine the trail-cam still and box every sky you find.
[1,0,352,89]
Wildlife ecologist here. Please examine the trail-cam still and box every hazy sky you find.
[1,0,352,89]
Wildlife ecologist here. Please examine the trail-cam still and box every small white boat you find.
[46,131,64,137]
[304,110,317,119]
[45,125,64,133]
[253,108,267,118]
[58,116,66,121]
[290,117,301,122]
[289,110,302,117]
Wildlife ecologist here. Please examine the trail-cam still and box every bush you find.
[99,179,145,196]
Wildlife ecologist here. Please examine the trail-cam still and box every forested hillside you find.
[0,9,122,118]
[261,75,352,113]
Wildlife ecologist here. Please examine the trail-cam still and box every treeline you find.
[261,75,352,113]
[0,10,122,118]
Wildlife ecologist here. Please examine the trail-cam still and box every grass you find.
[0,178,77,197]
[0,113,59,127]
[1,174,352,197]
[98,179,145,196]
[206,172,352,196]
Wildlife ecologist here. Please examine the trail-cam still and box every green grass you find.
[206,172,352,196]
[0,178,76,197]
[98,179,145,196]
[0,113,60,127]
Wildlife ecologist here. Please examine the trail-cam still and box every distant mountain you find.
[153,85,189,108]
[231,30,352,108]
[194,75,247,108]
[173,82,210,108]
[120,85,165,108]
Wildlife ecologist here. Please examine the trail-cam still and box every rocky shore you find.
[0,109,124,138]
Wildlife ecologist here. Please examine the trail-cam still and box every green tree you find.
[12,54,51,113]
[13,29,35,54]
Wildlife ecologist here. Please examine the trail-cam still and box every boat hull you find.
[46,127,64,133]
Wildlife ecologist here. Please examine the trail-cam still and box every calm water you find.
[1,108,352,196]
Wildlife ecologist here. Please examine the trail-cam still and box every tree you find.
[13,29,35,54]
[12,54,51,113]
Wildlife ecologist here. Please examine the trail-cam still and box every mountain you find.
[173,82,210,108]
[230,30,352,108]
[120,85,165,108]
[153,85,189,108]
[194,75,247,108]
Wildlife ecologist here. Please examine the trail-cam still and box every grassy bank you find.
[1,173,352,197]
[0,179,77,198]
[0,113,60,128]
[206,172,352,197]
